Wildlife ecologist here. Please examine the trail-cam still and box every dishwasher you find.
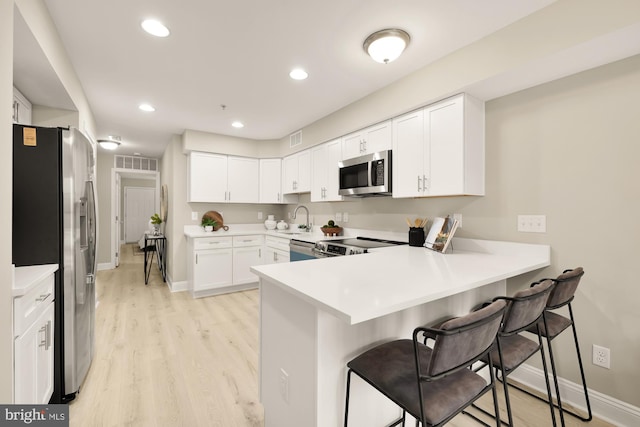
[289,239,317,262]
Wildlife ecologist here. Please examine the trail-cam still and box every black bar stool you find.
[344,299,507,427]
[523,267,592,424]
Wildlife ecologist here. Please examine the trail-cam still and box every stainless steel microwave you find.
[338,150,392,196]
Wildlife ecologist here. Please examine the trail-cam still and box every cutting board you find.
[202,211,229,231]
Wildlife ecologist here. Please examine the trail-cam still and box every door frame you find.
[109,168,160,269]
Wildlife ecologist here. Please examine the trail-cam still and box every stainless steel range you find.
[313,237,407,257]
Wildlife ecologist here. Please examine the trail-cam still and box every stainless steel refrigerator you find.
[12,124,97,403]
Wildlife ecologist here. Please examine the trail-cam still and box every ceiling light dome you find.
[98,136,121,150]
[363,29,410,64]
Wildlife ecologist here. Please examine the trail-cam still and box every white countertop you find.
[13,264,59,297]
[251,238,550,325]
[183,224,369,243]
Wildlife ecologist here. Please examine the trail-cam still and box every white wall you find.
[0,0,14,404]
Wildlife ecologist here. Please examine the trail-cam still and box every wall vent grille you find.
[290,130,302,148]
[114,155,158,171]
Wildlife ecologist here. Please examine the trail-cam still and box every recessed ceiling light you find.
[133,152,142,156]
[141,19,170,37]
[232,121,244,128]
[139,103,155,112]
[289,68,308,80]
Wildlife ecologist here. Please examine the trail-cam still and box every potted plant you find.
[201,217,218,232]
[321,219,342,236]
[150,213,162,235]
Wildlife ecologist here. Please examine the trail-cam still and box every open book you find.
[424,216,459,253]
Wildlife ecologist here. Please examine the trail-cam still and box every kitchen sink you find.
[276,230,303,235]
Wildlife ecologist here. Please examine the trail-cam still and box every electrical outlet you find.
[453,213,462,228]
[258,211,263,220]
[517,215,546,233]
[593,344,610,369]
[335,212,342,221]
[343,212,349,222]
[279,368,289,403]
[191,211,198,221]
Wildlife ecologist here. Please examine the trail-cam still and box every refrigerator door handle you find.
[86,180,98,279]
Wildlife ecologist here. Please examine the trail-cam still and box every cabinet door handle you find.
[277,192,281,202]
[259,248,262,258]
[362,139,367,152]
[36,293,51,302]
[45,320,52,350]
[417,175,422,192]
[274,252,278,262]
[196,253,198,264]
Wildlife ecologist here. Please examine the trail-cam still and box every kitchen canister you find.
[408,227,425,247]
[264,215,277,230]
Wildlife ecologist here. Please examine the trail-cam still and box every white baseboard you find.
[167,276,187,292]
[97,262,115,271]
[511,363,640,427]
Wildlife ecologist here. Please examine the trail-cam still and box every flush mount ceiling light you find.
[289,68,308,80]
[139,103,156,112]
[97,136,121,150]
[231,121,244,128]
[141,19,170,37]
[363,28,410,64]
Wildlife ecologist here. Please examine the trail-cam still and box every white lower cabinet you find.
[189,234,264,297]
[264,235,290,264]
[13,267,56,404]
[232,235,264,285]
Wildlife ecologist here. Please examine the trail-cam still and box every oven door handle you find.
[312,248,336,258]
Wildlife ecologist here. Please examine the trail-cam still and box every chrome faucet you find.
[292,205,310,231]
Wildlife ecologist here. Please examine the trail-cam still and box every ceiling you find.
[15,1,563,158]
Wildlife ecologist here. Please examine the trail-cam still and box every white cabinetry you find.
[232,235,264,285]
[188,234,265,298]
[311,139,343,202]
[260,158,283,203]
[13,266,56,404]
[188,152,227,202]
[342,120,392,160]
[392,94,484,198]
[259,159,298,204]
[188,152,259,203]
[227,156,259,203]
[192,237,233,293]
[283,150,311,194]
[264,235,290,264]
[12,87,32,125]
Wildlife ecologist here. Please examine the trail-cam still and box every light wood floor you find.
[69,244,612,427]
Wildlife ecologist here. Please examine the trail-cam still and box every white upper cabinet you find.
[259,158,283,203]
[311,138,343,202]
[283,149,311,194]
[12,86,32,125]
[392,94,484,198]
[188,152,259,203]
[227,156,259,203]
[188,152,228,202]
[342,120,392,160]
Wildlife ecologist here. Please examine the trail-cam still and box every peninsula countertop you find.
[251,238,550,325]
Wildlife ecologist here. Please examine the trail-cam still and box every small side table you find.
[143,232,167,285]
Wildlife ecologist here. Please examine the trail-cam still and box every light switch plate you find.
[191,211,198,221]
[343,212,349,222]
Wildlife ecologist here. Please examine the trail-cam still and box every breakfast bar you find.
[251,237,550,427]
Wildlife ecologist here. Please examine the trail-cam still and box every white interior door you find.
[124,187,155,243]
